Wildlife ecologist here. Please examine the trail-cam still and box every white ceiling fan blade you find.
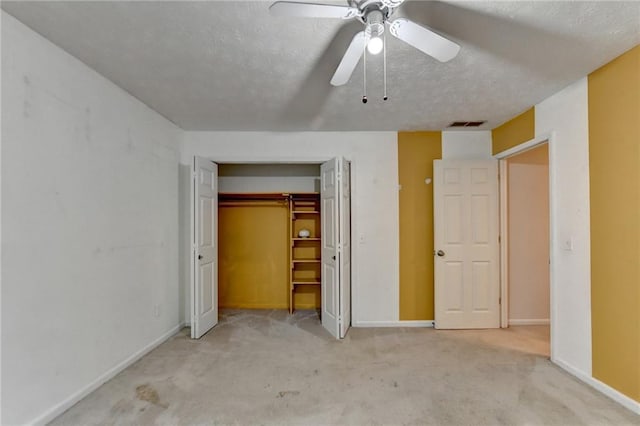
[389,18,460,62]
[269,1,359,19]
[330,31,366,86]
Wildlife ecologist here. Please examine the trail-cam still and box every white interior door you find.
[321,158,339,338]
[434,159,499,329]
[321,157,352,339]
[339,160,351,338]
[191,157,218,339]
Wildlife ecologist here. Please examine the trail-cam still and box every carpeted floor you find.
[51,309,637,425]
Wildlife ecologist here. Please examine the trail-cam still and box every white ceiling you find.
[3,1,639,131]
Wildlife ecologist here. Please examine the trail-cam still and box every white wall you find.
[180,132,399,325]
[442,131,493,159]
[535,78,592,375]
[1,12,181,425]
[218,163,320,193]
[507,144,550,323]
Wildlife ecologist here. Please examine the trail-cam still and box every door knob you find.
[436,250,445,257]
[198,254,203,260]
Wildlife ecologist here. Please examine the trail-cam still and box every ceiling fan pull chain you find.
[362,40,368,104]
[383,30,388,101]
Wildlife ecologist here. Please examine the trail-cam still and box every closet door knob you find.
[198,254,203,260]
[436,250,445,257]
[332,255,336,260]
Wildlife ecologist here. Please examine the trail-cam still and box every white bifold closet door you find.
[191,157,219,339]
[321,157,352,339]
[433,159,500,329]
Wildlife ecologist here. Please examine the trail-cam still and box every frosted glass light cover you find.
[367,36,384,55]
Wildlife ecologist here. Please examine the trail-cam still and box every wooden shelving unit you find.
[289,193,321,314]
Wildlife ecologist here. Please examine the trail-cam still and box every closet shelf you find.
[289,192,322,314]
[292,279,321,285]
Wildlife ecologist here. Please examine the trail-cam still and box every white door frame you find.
[188,156,357,327]
[495,132,556,359]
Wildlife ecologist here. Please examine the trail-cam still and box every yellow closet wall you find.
[218,202,289,309]
[588,45,640,402]
[218,200,319,310]
[398,131,442,320]
[491,108,535,155]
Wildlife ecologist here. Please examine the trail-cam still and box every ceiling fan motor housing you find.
[365,9,385,40]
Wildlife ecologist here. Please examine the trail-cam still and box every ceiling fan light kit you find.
[364,9,384,55]
[270,0,460,102]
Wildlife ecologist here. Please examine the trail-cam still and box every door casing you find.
[495,133,556,361]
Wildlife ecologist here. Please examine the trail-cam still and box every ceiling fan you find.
[269,0,460,93]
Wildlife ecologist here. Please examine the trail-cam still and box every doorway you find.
[498,142,551,356]
[216,164,321,312]
[190,158,352,340]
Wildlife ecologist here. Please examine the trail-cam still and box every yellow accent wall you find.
[398,131,442,320]
[588,45,640,402]
[491,108,535,155]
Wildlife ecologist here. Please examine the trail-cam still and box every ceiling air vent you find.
[448,121,486,128]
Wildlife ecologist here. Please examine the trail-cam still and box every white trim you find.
[204,156,334,164]
[553,358,640,415]
[190,157,196,338]
[499,160,509,328]
[494,134,552,159]
[494,131,557,361]
[353,320,435,328]
[547,132,558,363]
[508,319,550,326]
[29,324,184,426]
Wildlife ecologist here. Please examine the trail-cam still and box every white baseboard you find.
[353,320,434,328]
[553,357,640,415]
[508,319,550,326]
[29,323,185,426]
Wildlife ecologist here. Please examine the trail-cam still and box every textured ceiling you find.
[2,1,639,131]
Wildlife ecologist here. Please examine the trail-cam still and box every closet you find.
[216,165,321,313]
[190,158,351,340]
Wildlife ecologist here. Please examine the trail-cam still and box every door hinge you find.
[498,235,501,243]
[499,297,502,305]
